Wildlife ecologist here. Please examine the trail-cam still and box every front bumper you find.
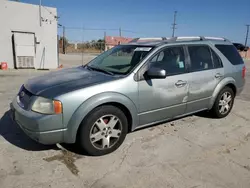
[10,96,66,145]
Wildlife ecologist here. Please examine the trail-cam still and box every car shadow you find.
[0,109,217,155]
[0,110,59,151]
[194,111,218,119]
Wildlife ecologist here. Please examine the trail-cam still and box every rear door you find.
[185,45,224,113]
[215,44,245,89]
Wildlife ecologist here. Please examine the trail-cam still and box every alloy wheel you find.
[219,91,232,115]
[89,115,122,150]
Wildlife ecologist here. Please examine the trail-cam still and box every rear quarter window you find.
[215,44,244,65]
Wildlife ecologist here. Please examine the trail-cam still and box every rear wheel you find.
[77,105,128,156]
[210,87,235,118]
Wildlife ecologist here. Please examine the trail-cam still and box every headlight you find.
[31,97,62,114]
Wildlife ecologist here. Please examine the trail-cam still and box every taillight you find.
[242,66,246,79]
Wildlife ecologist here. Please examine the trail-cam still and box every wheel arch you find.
[208,77,237,109]
[63,92,138,143]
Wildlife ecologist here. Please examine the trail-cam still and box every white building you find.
[0,0,58,69]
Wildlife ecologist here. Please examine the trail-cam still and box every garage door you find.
[13,32,35,68]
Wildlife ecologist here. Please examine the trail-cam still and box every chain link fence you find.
[58,26,141,55]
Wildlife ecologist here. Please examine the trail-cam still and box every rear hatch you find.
[215,44,246,89]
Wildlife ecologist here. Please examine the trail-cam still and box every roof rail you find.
[129,37,169,43]
[128,36,229,44]
[203,36,227,41]
[167,36,228,42]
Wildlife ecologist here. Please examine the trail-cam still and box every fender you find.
[63,92,139,143]
[208,77,236,109]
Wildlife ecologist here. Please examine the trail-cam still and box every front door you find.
[185,45,224,113]
[138,46,189,126]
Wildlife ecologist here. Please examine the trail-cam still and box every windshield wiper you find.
[86,65,114,75]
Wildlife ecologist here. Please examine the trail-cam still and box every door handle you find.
[215,73,223,79]
[175,80,187,87]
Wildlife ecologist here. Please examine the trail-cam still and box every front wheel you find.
[77,105,128,156]
[210,87,235,118]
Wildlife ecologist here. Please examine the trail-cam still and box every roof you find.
[105,36,133,46]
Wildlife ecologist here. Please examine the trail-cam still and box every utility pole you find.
[244,24,250,58]
[62,26,66,54]
[39,0,42,27]
[119,27,122,37]
[172,11,177,37]
[104,31,106,51]
[244,24,249,47]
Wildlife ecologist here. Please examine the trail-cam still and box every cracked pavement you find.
[0,55,250,188]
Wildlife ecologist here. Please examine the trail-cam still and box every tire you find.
[210,87,235,118]
[77,105,128,156]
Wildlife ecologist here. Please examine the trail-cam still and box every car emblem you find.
[20,91,25,97]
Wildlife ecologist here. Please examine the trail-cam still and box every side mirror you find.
[146,67,166,79]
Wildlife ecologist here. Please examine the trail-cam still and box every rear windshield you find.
[215,44,244,65]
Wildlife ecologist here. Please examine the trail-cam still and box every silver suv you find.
[11,36,246,156]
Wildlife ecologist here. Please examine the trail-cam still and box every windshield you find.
[86,45,153,75]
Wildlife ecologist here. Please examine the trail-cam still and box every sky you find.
[20,0,250,44]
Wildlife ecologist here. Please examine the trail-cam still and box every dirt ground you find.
[1,55,250,188]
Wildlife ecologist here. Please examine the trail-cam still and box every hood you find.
[24,66,117,98]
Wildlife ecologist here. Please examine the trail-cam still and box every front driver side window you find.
[149,46,186,76]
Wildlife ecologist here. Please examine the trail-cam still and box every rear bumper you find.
[10,97,66,145]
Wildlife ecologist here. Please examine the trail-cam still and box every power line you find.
[63,27,147,35]
[64,27,118,31]
[42,5,58,20]
[122,30,140,34]
[172,11,177,37]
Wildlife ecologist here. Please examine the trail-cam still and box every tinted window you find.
[211,49,223,68]
[151,51,164,62]
[188,45,213,72]
[215,45,244,65]
[149,46,186,75]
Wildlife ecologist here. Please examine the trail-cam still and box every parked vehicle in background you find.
[233,43,249,51]
[11,36,245,156]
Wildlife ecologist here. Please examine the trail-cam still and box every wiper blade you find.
[86,65,114,75]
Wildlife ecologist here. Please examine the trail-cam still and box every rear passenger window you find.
[215,45,244,65]
[211,49,223,68]
[188,45,213,72]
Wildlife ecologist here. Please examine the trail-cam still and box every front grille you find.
[18,87,33,109]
